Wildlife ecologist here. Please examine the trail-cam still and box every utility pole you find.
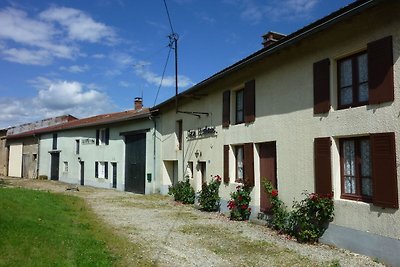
[168,33,179,113]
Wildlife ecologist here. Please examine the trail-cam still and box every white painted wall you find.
[39,118,162,194]
[8,143,22,177]
[157,2,400,240]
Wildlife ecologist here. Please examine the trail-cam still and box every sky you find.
[0,0,355,129]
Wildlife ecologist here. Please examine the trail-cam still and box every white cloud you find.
[60,64,90,73]
[0,78,116,128]
[39,7,116,44]
[0,6,116,65]
[133,61,194,88]
[92,53,105,59]
[119,81,132,88]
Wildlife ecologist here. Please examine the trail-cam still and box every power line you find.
[163,0,175,34]
[153,46,173,106]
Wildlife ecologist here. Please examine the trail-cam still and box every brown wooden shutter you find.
[368,36,394,105]
[371,132,398,209]
[223,145,229,183]
[313,58,330,114]
[314,137,332,195]
[244,143,254,187]
[244,80,255,123]
[222,90,230,127]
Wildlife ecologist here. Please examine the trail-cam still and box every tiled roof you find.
[6,108,151,139]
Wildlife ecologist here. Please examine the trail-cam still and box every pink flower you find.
[309,193,318,201]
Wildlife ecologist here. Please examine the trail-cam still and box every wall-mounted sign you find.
[187,126,217,140]
[81,138,95,145]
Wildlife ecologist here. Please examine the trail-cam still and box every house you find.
[152,0,400,265]
[5,115,77,178]
[31,98,161,193]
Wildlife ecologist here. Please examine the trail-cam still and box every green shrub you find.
[168,179,195,204]
[227,185,252,221]
[263,180,334,243]
[198,175,221,211]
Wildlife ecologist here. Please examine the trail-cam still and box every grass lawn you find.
[0,187,152,267]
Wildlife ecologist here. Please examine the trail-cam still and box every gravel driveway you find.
[2,177,384,267]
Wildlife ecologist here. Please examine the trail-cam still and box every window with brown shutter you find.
[222,90,230,127]
[223,145,229,183]
[244,143,254,187]
[244,80,255,123]
[313,58,330,114]
[368,36,394,105]
[371,133,398,209]
[314,137,332,195]
[338,133,399,209]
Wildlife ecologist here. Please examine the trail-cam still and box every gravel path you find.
[2,177,384,267]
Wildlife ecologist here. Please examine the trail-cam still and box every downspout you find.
[35,134,40,179]
[149,116,157,193]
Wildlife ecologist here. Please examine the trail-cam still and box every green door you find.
[125,133,146,194]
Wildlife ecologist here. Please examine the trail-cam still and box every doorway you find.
[125,133,146,194]
[112,162,117,189]
[259,142,277,213]
[80,161,84,185]
[50,152,60,181]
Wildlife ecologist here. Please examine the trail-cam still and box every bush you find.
[227,185,252,221]
[168,179,195,204]
[198,175,221,211]
[263,180,334,243]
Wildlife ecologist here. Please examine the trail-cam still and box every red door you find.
[259,142,277,213]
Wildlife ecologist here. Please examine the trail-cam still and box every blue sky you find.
[0,0,354,128]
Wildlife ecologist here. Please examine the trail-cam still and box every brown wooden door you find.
[259,142,277,213]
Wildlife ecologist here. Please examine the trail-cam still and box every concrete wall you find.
[38,118,162,194]
[157,0,400,244]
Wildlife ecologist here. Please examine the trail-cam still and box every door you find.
[259,142,277,213]
[125,133,146,194]
[112,162,117,188]
[197,161,206,184]
[50,152,60,181]
[80,161,84,185]
[22,154,30,178]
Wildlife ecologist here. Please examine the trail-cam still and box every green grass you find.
[0,188,153,267]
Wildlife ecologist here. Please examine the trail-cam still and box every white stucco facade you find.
[156,0,400,245]
[38,118,162,194]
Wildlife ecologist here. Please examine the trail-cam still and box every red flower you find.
[248,208,252,212]
[238,195,243,201]
[309,193,318,201]
[241,204,247,210]
[271,189,278,197]
[215,175,222,183]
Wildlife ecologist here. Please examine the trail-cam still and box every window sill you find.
[340,194,372,204]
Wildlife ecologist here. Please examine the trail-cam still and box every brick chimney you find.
[262,31,286,48]
[134,97,143,110]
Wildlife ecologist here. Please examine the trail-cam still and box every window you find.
[233,144,255,186]
[63,161,69,172]
[52,133,57,150]
[235,89,244,124]
[338,52,368,108]
[176,120,182,150]
[235,145,244,182]
[75,139,80,154]
[96,128,109,146]
[95,161,108,179]
[340,137,372,201]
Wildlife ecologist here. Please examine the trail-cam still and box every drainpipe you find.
[149,115,157,193]
[35,134,40,179]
